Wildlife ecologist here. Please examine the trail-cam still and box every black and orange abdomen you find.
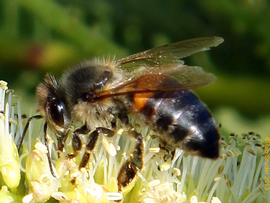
[131,77,220,159]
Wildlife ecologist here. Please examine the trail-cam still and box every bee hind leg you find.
[117,130,143,192]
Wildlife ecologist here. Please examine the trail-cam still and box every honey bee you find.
[21,36,223,190]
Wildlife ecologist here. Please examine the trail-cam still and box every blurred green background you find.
[0,0,269,138]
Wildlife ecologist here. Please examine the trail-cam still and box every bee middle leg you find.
[68,124,90,159]
[77,125,144,192]
[72,126,114,169]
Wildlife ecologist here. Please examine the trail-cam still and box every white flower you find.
[0,81,20,189]
[0,80,268,203]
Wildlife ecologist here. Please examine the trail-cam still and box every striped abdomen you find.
[131,78,220,159]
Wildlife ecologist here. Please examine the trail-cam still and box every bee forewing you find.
[118,36,224,70]
[96,65,216,99]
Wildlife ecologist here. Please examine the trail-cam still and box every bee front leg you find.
[18,115,57,177]
[43,122,56,177]
[18,115,43,153]
[79,127,114,169]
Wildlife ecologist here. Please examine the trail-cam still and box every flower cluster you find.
[0,81,268,203]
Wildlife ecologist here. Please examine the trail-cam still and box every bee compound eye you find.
[49,98,66,127]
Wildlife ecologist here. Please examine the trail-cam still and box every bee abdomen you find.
[132,84,220,159]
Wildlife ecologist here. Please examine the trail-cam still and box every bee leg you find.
[79,127,114,169]
[43,122,56,177]
[68,124,90,159]
[19,115,60,177]
[117,130,143,192]
[18,115,43,153]
[56,136,66,153]
[56,131,70,156]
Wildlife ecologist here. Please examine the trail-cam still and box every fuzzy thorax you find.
[71,98,116,130]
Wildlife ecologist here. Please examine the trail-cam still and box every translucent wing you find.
[96,65,216,98]
[117,36,224,73]
[95,37,223,99]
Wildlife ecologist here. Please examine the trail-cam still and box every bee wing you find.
[96,37,223,98]
[117,36,224,73]
[96,65,216,98]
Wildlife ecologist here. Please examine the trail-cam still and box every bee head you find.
[36,74,71,136]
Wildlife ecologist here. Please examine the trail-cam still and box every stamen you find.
[106,192,123,201]
[102,137,117,157]
[148,147,160,153]
[148,179,161,187]
[0,81,269,203]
